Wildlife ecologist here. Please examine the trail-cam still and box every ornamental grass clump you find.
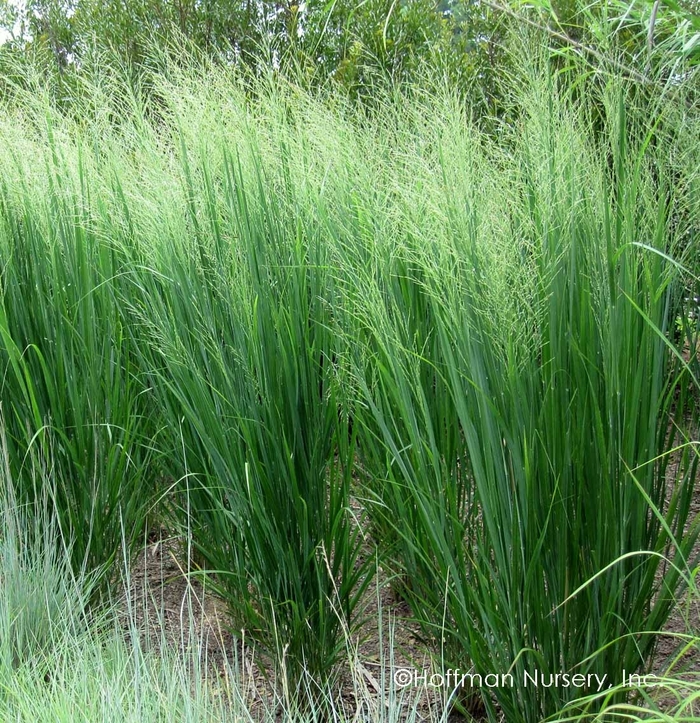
[344,70,700,721]
[0,106,157,589]
[123,71,374,700]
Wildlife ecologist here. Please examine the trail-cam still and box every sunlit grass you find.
[0,45,698,720]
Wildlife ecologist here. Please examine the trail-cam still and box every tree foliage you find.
[0,0,507,100]
[0,0,697,115]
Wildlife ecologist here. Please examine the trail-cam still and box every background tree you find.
[0,0,697,109]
